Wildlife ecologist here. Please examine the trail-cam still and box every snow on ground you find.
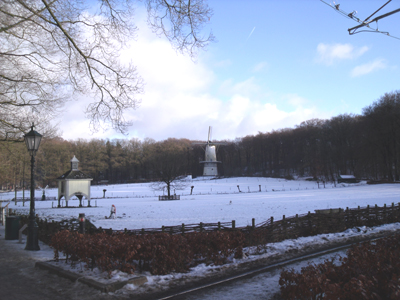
[2,177,400,298]
[2,177,399,231]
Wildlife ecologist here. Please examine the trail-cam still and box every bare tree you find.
[145,0,214,59]
[0,0,214,140]
[148,138,191,197]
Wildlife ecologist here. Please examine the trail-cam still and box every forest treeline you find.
[2,91,400,189]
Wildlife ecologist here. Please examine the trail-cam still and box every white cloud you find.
[219,77,261,98]
[57,9,329,142]
[252,61,268,73]
[215,59,232,68]
[283,94,308,106]
[316,43,368,65]
[212,97,321,140]
[351,58,387,77]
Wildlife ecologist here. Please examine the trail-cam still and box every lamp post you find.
[24,124,42,251]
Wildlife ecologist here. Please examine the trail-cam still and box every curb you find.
[35,261,147,293]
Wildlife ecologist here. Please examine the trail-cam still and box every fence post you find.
[232,220,235,230]
[384,203,387,223]
[270,216,274,241]
[252,218,255,229]
[162,225,165,233]
[182,223,185,234]
[283,215,286,238]
[392,203,395,222]
[218,221,221,231]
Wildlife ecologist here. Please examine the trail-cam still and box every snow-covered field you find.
[2,177,400,298]
[2,177,400,230]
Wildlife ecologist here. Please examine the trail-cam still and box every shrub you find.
[279,234,400,299]
[50,230,245,276]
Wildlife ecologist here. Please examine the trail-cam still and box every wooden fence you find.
[18,202,400,246]
[158,195,180,201]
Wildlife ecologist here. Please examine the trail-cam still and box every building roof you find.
[71,155,79,163]
[338,175,356,179]
[57,170,92,180]
[56,155,92,180]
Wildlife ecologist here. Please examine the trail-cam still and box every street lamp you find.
[24,124,42,251]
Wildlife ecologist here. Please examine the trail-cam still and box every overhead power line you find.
[320,0,400,40]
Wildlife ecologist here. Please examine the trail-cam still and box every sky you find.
[58,0,400,142]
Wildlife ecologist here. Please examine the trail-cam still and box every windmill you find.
[194,126,225,176]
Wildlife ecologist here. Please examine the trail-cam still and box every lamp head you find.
[24,124,42,156]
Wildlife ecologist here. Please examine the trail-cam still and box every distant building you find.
[195,126,225,177]
[201,144,220,176]
[337,175,359,183]
[56,156,93,207]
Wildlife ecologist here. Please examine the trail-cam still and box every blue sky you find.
[59,0,400,141]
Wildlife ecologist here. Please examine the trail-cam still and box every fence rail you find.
[12,197,57,202]
[158,195,180,201]
[17,202,400,246]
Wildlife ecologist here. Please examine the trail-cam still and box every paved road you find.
[0,225,127,300]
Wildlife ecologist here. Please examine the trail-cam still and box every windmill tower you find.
[196,127,225,176]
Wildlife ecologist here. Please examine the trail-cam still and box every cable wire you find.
[320,0,400,41]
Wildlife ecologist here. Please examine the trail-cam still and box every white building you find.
[56,156,93,207]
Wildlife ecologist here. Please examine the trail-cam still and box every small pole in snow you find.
[79,213,85,234]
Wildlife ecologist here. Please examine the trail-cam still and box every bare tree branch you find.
[0,0,213,141]
[145,0,214,59]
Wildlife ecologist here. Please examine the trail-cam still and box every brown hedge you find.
[50,230,245,276]
[279,234,400,299]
